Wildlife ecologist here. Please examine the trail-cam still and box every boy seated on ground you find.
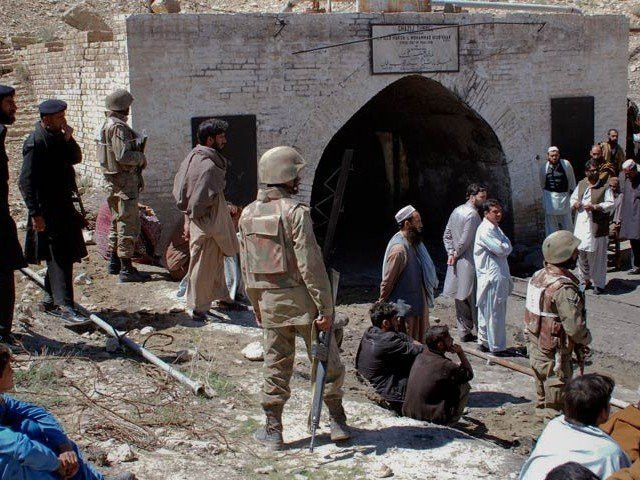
[355,302,423,413]
[402,325,473,425]
[519,374,631,480]
[0,345,136,480]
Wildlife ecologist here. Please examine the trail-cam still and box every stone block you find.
[63,2,111,32]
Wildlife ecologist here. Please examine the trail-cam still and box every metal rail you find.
[19,267,206,397]
[462,346,631,409]
[431,0,582,13]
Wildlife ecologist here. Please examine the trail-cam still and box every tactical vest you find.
[239,191,305,290]
[576,179,609,237]
[95,116,139,175]
[524,267,582,352]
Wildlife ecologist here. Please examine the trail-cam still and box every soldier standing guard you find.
[19,100,87,324]
[97,89,149,282]
[524,230,592,419]
[238,146,350,450]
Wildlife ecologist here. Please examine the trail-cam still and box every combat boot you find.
[254,405,284,450]
[108,252,121,275]
[118,258,150,283]
[327,400,351,442]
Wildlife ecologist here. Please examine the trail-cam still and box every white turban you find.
[548,146,559,153]
[395,205,416,224]
[622,159,637,171]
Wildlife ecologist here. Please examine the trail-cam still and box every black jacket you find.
[0,125,26,271]
[355,326,423,404]
[19,122,87,264]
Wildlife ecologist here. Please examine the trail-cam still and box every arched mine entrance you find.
[311,75,513,283]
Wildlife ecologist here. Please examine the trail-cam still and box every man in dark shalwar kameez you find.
[19,100,87,324]
[0,85,27,343]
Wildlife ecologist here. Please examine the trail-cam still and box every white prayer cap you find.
[548,146,560,153]
[395,205,416,224]
[622,159,637,170]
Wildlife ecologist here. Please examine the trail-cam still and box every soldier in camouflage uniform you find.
[238,146,349,450]
[97,89,149,283]
[524,230,592,419]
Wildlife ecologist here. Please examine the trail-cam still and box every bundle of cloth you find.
[95,201,162,264]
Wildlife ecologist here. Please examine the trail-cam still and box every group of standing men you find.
[540,132,640,293]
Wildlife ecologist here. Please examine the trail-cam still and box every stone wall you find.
[125,12,628,244]
[15,19,129,187]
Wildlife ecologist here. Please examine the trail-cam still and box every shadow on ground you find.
[468,391,530,408]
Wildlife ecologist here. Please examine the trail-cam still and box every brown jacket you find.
[402,348,473,424]
[607,459,640,480]
[601,406,640,462]
[601,141,626,174]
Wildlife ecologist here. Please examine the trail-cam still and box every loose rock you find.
[107,443,137,464]
[150,0,181,13]
[62,2,111,31]
[74,273,93,285]
[254,466,275,474]
[374,464,394,478]
[140,326,155,335]
[105,338,121,353]
[241,341,264,361]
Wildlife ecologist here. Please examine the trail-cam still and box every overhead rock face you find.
[150,0,181,13]
[62,2,111,32]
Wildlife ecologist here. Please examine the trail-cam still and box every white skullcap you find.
[548,146,559,153]
[622,159,637,170]
[395,205,416,224]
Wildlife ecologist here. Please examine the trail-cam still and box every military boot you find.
[254,405,284,450]
[108,252,121,275]
[118,258,150,283]
[327,400,351,442]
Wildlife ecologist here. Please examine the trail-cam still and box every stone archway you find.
[310,74,512,278]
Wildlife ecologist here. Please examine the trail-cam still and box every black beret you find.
[0,85,15,99]
[38,99,67,116]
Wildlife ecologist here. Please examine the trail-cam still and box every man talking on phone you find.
[19,100,88,325]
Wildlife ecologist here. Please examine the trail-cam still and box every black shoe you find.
[0,333,20,346]
[118,258,151,283]
[629,267,640,275]
[108,252,121,275]
[52,306,92,327]
[460,333,477,343]
[592,287,602,295]
[191,310,216,322]
[478,344,490,353]
[40,301,56,313]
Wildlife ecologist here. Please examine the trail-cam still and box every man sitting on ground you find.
[601,396,640,463]
[0,345,135,480]
[402,325,473,425]
[355,301,423,413]
[519,374,631,480]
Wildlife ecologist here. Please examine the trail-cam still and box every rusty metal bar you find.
[462,345,630,409]
[19,267,206,396]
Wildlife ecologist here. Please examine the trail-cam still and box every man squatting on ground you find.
[19,100,87,325]
[619,159,640,275]
[97,89,149,283]
[519,374,630,480]
[524,230,592,419]
[0,85,27,343]
[355,301,423,413]
[238,146,349,450]
[442,183,486,342]
[402,325,473,425]
[474,199,513,354]
[379,205,438,343]
[0,345,136,480]
[540,146,576,236]
[571,159,614,294]
[173,119,239,321]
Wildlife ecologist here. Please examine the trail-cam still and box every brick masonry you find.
[14,12,629,245]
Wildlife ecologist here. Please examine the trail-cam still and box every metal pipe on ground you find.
[19,267,206,397]
[431,0,582,13]
[462,345,630,410]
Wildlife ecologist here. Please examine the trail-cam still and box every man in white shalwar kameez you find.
[540,146,576,236]
[571,159,615,294]
[474,199,513,354]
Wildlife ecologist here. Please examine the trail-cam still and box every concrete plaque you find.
[371,24,459,74]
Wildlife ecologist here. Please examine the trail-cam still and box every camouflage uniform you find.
[239,186,345,409]
[97,112,145,259]
[524,264,592,417]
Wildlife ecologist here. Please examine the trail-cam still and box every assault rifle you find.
[309,268,340,453]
